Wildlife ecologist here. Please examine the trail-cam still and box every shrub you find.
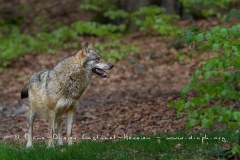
[170,24,240,129]
[132,6,179,36]
[180,0,238,18]
[81,1,179,36]
[170,24,240,154]
[71,21,126,36]
[0,21,126,67]
[95,40,138,63]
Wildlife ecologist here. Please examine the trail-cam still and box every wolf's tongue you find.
[96,68,108,77]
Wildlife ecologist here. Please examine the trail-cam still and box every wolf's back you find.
[21,71,48,99]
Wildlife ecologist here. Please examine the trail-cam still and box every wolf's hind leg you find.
[56,117,63,146]
[26,108,36,148]
[48,111,56,148]
[66,110,75,145]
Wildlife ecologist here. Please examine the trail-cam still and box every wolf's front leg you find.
[56,117,63,146]
[48,112,56,147]
[26,108,36,148]
[66,110,75,145]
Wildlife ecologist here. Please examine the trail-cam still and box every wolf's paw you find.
[26,142,33,148]
[48,141,55,148]
[68,140,73,145]
[57,140,63,146]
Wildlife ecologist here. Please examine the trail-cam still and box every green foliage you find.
[80,0,115,12]
[225,9,240,22]
[0,25,70,67]
[82,1,129,20]
[0,21,126,67]
[0,26,56,67]
[132,6,180,36]
[95,40,138,63]
[232,144,240,154]
[180,0,235,10]
[80,1,129,34]
[81,1,179,36]
[80,4,102,12]
[180,0,238,18]
[104,9,129,20]
[170,24,240,131]
[71,21,126,36]
[0,2,179,67]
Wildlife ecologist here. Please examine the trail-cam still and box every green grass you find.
[0,130,238,160]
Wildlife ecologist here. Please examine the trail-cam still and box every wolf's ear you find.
[83,42,93,49]
[83,42,89,48]
[88,43,93,48]
[76,50,84,59]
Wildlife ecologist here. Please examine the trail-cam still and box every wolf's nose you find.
[109,63,114,69]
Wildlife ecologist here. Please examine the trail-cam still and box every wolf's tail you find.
[21,83,29,99]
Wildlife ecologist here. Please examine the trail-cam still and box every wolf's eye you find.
[94,57,100,61]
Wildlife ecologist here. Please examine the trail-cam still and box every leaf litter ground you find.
[0,34,201,142]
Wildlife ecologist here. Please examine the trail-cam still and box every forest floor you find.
[0,32,201,141]
[0,0,237,146]
[1,1,240,159]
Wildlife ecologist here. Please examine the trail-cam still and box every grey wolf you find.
[21,43,114,147]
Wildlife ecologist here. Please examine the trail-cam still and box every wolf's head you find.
[76,42,114,78]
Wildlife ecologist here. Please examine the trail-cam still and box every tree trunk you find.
[154,0,181,15]
[118,0,153,12]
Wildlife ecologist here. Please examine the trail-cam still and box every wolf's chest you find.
[66,71,91,99]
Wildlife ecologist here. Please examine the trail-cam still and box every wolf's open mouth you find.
[92,68,108,78]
